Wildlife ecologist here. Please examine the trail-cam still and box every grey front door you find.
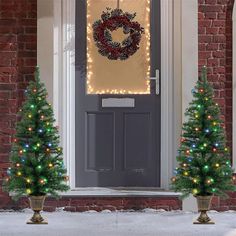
[75,0,161,187]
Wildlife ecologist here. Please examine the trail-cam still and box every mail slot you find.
[102,98,135,108]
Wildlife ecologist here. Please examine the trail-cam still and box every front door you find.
[75,0,161,187]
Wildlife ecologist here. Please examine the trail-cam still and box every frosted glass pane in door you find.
[87,0,151,94]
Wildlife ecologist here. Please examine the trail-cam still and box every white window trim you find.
[40,0,198,195]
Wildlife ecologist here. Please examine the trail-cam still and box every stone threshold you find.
[60,188,181,197]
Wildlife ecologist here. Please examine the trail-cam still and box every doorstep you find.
[32,188,182,212]
[61,188,181,197]
[58,189,182,212]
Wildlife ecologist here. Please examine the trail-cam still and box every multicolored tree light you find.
[4,67,69,199]
[172,67,235,198]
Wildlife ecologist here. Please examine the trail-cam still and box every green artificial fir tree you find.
[4,67,69,200]
[172,67,235,222]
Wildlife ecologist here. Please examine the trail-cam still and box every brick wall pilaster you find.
[198,0,234,150]
[0,0,37,206]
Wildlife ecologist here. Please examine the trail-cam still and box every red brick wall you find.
[0,0,37,207]
[198,0,234,150]
[4,196,181,212]
[198,0,236,211]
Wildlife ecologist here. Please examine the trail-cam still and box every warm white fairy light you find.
[87,0,151,95]
[87,0,94,94]
[145,0,151,94]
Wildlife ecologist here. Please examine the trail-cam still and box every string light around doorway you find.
[86,0,151,94]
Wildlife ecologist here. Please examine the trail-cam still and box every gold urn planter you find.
[27,195,48,224]
[194,195,214,224]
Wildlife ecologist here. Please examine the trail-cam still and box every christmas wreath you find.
[92,8,145,60]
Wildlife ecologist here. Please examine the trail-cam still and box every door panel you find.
[75,0,161,187]
[86,113,115,171]
[124,113,150,170]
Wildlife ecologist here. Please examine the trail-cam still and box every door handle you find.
[149,69,160,95]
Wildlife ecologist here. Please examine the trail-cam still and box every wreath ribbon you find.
[117,0,120,9]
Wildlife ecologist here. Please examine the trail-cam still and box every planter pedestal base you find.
[194,196,215,225]
[27,195,48,225]
[27,210,48,224]
[193,210,215,224]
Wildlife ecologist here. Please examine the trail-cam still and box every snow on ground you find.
[1,209,236,236]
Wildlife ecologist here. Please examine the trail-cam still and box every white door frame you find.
[39,0,198,194]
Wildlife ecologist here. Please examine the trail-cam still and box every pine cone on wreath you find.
[125,12,136,20]
[122,37,132,47]
[104,30,112,42]
[98,49,108,57]
[101,12,110,21]
[109,41,120,48]
[120,54,129,60]
[123,27,131,34]
[111,9,122,17]
[92,20,102,30]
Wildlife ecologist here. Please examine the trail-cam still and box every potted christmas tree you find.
[4,67,69,224]
[172,67,235,224]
